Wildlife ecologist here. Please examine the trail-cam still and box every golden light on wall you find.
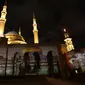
[64,38,74,52]
[22,47,41,53]
[61,44,67,54]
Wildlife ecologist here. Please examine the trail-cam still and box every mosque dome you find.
[5,31,27,44]
[6,31,18,35]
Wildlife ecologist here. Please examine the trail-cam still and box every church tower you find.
[33,13,39,44]
[63,28,74,52]
[0,0,7,37]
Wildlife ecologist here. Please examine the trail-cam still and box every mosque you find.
[0,0,76,77]
[0,0,39,44]
[0,0,59,76]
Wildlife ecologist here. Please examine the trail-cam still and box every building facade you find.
[0,44,59,76]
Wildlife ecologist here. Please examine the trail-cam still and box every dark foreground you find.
[0,76,85,85]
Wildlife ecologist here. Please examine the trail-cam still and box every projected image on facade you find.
[0,46,59,76]
[66,51,85,74]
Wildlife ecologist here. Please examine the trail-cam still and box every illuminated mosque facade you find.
[0,0,78,78]
[0,0,39,44]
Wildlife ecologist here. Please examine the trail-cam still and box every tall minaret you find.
[0,0,7,37]
[63,28,74,52]
[18,27,21,36]
[33,13,39,44]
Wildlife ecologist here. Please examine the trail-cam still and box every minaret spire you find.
[33,12,35,19]
[19,26,21,36]
[0,0,7,37]
[1,0,7,19]
[33,12,39,44]
[33,13,37,30]
[4,0,7,6]
[63,28,69,38]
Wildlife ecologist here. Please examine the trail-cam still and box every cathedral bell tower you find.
[63,28,74,52]
[33,13,39,44]
[0,0,7,37]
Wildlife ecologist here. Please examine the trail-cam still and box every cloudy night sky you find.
[0,0,85,48]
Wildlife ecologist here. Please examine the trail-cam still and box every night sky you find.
[0,0,85,49]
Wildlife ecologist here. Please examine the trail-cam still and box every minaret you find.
[18,27,21,36]
[0,0,7,37]
[63,28,74,52]
[33,13,39,44]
